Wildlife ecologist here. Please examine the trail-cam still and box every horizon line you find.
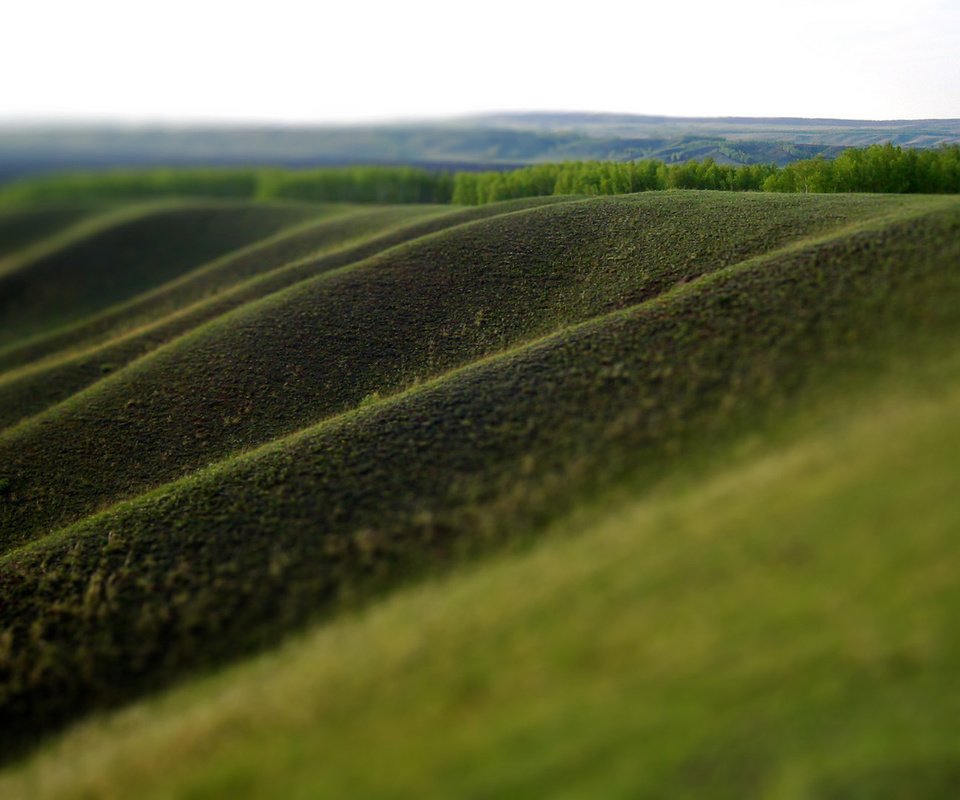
[2,110,960,130]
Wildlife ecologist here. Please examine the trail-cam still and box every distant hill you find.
[2,112,959,181]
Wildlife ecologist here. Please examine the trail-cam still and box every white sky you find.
[2,0,958,123]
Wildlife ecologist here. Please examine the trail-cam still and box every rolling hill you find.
[4,114,960,182]
[1,189,959,796]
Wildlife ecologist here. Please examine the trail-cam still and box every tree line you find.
[762,143,960,193]
[2,144,958,207]
[453,144,960,203]
[450,160,780,203]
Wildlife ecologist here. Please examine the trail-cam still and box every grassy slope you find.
[0,200,328,352]
[0,206,98,262]
[0,206,443,425]
[1,193,958,752]
[0,204,451,373]
[0,198,568,428]
[0,193,919,540]
[3,318,960,799]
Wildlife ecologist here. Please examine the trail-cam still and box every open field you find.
[1,189,959,795]
[4,347,960,799]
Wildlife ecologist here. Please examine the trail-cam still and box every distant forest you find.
[454,144,960,202]
[1,144,958,206]
[4,115,959,183]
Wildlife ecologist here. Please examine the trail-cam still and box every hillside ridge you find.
[4,193,952,539]
[0,192,927,540]
[2,191,958,754]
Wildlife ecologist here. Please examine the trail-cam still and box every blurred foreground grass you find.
[4,349,959,799]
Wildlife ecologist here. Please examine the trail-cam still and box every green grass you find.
[0,203,450,371]
[0,200,328,351]
[1,192,958,758]
[0,192,924,539]
[3,336,960,799]
[0,190,959,793]
[0,197,567,427]
[0,205,99,262]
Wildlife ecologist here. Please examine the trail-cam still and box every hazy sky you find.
[4,0,958,123]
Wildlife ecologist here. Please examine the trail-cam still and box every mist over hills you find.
[2,112,959,181]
